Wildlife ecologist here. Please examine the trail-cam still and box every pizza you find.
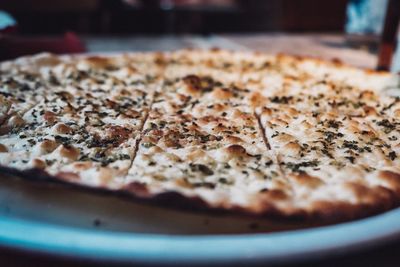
[1,50,400,223]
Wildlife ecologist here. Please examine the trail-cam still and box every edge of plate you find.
[0,208,400,265]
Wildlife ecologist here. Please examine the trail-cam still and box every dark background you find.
[0,0,349,34]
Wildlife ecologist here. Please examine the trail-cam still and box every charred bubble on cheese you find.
[225,144,247,157]
[59,144,80,161]
[7,115,25,129]
[0,143,7,152]
[0,95,11,124]
[39,139,59,154]
[53,123,72,134]
[31,158,46,169]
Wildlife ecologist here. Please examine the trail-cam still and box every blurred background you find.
[0,0,397,70]
[0,0,351,34]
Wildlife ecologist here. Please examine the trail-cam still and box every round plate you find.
[0,176,400,265]
[1,209,400,265]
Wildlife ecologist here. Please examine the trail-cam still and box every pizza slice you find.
[124,66,297,215]
[0,54,161,188]
[258,100,400,220]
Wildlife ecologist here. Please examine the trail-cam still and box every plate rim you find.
[1,208,400,265]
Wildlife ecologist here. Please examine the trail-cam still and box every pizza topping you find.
[284,160,320,173]
[190,163,214,176]
[270,96,293,104]
[388,151,397,161]
[2,50,400,222]
[182,75,222,94]
[376,119,397,134]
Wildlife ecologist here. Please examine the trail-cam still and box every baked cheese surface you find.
[1,50,400,222]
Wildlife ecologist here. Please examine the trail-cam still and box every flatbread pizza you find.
[1,50,399,223]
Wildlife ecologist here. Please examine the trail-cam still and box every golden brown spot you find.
[198,116,221,125]
[124,182,150,198]
[359,91,376,101]
[148,129,164,139]
[378,171,400,192]
[122,66,138,74]
[212,103,227,112]
[154,52,166,66]
[225,135,243,144]
[57,91,74,101]
[161,134,180,148]
[211,88,233,100]
[393,109,400,118]
[261,107,272,117]
[280,114,293,122]
[363,106,378,116]
[148,145,164,153]
[212,124,228,133]
[283,142,302,157]
[263,189,288,201]
[73,162,93,170]
[53,123,72,134]
[291,173,323,188]
[8,114,25,128]
[299,121,313,130]
[287,108,299,116]
[270,118,288,127]
[232,109,247,119]
[57,172,80,181]
[360,130,376,138]
[248,92,268,107]
[40,139,59,154]
[105,99,118,109]
[105,126,131,146]
[175,178,194,189]
[187,149,207,161]
[0,95,11,124]
[43,111,57,124]
[182,75,204,95]
[99,167,113,185]
[120,109,140,119]
[274,133,296,143]
[166,152,182,162]
[31,159,46,169]
[142,136,157,144]
[59,145,80,161]
[85,56,112,68]
[225,144,247,157]
[325,111,339,120]
[0,144,7,153]
[344,182,371,200]
[34,55,61,66]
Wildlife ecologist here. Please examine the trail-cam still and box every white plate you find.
[0,174,400,265]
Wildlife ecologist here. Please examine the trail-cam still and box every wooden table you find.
[2,34,400,267]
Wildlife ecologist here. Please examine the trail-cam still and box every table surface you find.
[2,33,400,267]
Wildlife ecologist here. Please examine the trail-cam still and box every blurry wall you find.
[0,0,349,34]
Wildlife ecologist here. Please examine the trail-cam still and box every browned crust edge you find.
[1,165,399,225]
[183,47,396,75]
